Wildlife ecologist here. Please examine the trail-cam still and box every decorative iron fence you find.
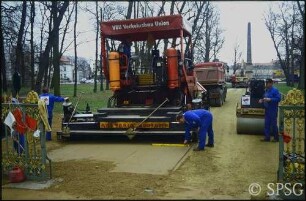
[278,88,305,199]
[2,91,52,181]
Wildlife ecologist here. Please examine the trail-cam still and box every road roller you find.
[236,79,266,134]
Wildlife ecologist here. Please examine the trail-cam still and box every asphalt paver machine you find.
[57,15,207,140]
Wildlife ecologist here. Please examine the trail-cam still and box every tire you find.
[215,97,222,107]
[215,89,223,107]
[223,86,227,102]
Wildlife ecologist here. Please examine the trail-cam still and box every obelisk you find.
[247,22,252,65]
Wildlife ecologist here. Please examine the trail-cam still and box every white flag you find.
[4,112,16,136]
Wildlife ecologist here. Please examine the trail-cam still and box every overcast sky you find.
[66,1,279,66]
[214,1,277,65]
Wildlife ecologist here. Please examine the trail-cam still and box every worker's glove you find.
[263,98,271,102]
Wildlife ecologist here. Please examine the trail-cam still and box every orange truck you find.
[194,62,228,107]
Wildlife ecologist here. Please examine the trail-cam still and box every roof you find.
[100,14,192,41]
[195,62,225,68]
[60,56,70,62]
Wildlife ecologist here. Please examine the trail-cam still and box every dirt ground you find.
[2,88,280,200]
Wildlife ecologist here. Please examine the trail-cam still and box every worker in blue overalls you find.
[39,87,65,141]
[259,78,281,142]
[177,109,214,151]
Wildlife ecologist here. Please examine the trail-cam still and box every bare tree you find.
[11,0,27,97]
[233,42,242,75]
[163,1,175,52]
[190,2,224,63]
[100,7,104,91]
[202,2,224,62]
[30,0,35,90]
[73,1,78,97]
[51,1,61,94]
[190,2,207,62]
[93,1,99,93]
[264,2,303,88]
[35,1,69,94]
[0,1,7,93]
[296,1,304,89]
[211,22,225,61]
[126,1,133,19]
[15,0,26,74]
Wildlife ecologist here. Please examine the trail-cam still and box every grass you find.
[273,82,302,95]
[53,84,113,113]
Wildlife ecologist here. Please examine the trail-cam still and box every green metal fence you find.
[278,88,305,198]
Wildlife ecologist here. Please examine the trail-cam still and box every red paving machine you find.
[57,15,207,139]
[194,62,228,107]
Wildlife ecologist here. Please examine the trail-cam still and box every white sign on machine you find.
[241,95,250,106]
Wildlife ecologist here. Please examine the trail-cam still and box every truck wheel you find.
[214,89,223,107]
[223,87,227,102]
[215,97,222,107]
[219,89,224,103]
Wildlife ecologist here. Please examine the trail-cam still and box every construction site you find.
[1,14,305,200]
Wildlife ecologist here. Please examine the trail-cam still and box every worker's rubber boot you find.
[206,144,214,147]
[193,147,204,151]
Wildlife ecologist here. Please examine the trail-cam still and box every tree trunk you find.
[126,1,133,19]
[189,2,206,56]
[15,0,27,74]
[297,1,305,90]
[30,1,35,90]
[35,1,69,93]
[93,1,99,93]
[163,1,175,53]
[12,0,26,97]
[0,1,7,93]
[100,7,104,91]
[204,17,210,62]
[73,1,78,97]
[298,34,305,90]
[52,1,61,96]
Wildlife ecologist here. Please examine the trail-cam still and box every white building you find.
[60,56,74,82]
[60,56,85,83]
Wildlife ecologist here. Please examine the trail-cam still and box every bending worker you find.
[177,109,214,151]
[259,78,281,142]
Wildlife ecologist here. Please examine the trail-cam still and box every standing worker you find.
[12,71,21,97]
[123,41,131,59]
[259,78,281,142]
[39,87,65,141]
[176,109,214,151]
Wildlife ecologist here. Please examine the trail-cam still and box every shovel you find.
[126,98,169,139]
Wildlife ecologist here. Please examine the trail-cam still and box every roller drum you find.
[236,116,265,135]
